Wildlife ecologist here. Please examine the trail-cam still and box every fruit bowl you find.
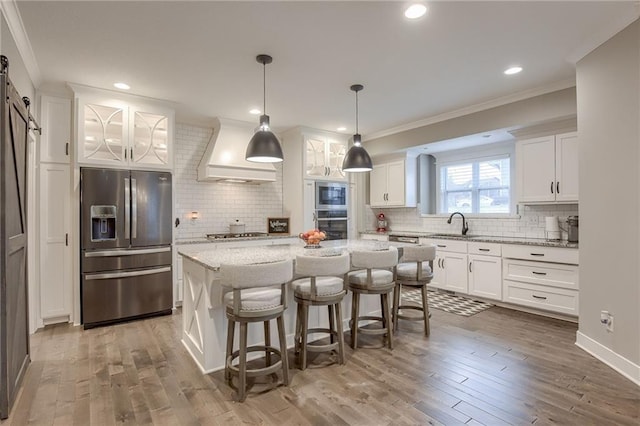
[299,229,326,248]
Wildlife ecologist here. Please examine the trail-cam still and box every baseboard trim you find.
[575,331,640,386]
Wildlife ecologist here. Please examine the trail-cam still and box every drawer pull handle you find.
[532,294,547,300]
[530,253,545,257]
[478,248,490,252]
[437,244,447,248]
[532,271,547,276]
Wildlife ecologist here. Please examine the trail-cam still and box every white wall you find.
[173,124,284,241]
[576,19,639,374]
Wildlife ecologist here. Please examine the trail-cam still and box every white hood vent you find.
[197,117,276,183]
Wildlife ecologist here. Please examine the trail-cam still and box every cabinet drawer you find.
[422,239,467,253]
[503,259,578,290]
[503,280,578,316]
[502,244,578,264]
[468,242,501,256]
[361,233,389,242]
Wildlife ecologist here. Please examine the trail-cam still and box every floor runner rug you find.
[402,288,493,317]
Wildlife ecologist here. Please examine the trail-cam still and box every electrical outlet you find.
[600,310,614,332]
[525,215,538,226]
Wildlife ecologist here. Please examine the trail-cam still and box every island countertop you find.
[178,239,399,271]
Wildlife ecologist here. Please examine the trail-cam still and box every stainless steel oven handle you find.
[85,266,171,280]
[131,178,137,239]
[124,178,130,239]
[84,247,171,257]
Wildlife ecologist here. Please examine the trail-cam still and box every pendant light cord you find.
[263,61,266,114]
[355,90,359,134]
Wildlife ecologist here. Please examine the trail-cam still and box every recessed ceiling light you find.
[114,82,130,90]
[337,126,347,132]
[405,4,427,19]
[504,66,523,75]
[249,108,261,115]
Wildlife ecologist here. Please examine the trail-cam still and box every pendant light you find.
[245,54,284,163]
[342,84,373,172]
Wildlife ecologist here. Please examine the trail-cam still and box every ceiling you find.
[15,1,640,145]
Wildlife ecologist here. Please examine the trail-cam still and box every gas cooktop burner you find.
[206,232,269,240]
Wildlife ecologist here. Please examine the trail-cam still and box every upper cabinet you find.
[39,95,71,164]
[72,85,175,170]
[516,132,578,203]
[282,128,348,182]
[369,158,417,208]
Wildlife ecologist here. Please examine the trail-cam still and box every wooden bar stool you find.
[392,244,436,336]
[221,259,292,402]
[291,252,351,369]
[347,246,398,349]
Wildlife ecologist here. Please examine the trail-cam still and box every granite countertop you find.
[176,234,297,245]
[178,239,409,271]
[362,230,579,249]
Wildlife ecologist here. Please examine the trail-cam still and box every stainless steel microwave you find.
[315,181,348,210]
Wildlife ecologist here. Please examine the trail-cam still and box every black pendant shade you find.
[342,84,373,172]
[246,54,284,163]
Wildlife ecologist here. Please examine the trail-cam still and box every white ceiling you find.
[15,1,640,145]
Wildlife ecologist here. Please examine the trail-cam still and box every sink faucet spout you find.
[447,212,469,235]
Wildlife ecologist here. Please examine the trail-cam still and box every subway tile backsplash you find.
[174,124,284,240]
[366,204,579,240]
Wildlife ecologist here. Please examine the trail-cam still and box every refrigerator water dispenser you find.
[90,205,116,241]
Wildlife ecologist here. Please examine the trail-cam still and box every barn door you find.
[0,55,31,420]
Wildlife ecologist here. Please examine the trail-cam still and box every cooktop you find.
[206,232,269,240]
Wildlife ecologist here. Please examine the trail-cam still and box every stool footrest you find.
[351,316,388,336]
[227,346,284,378]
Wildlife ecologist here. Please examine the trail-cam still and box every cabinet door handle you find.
[124,149,127,160]
[556,181,560,194]
[532,271,547,276]
[442,259,445,269]
[469,262,472,273]
[65,142,69,156]
[131,148,133,161]
[65,233,68,246]
[550,181,554,194]
[532,294,547,300]
[530,253,545,257]
[478,248,490,252]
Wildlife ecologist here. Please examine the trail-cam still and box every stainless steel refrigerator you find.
[80,167,173,328]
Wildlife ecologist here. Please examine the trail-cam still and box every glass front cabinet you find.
[74,86,174,170]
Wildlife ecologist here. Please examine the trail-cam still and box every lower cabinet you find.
[467,242,502,301]
[502,245,579,316]
[423,239,468,293]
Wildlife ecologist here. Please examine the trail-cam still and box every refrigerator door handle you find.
[84,266,171,280]
[84,247,171,257]
[131,178,137,239]
[124,178,130,240]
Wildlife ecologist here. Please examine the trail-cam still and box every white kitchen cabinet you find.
[422,238,468,293]
[282,127,348,181]
[502,244,579,316]
[39,95,71,164]
[516,132,578,203]
[369,158,417,208]
[39,164,72,322]
[72,85,174,170]
[468,242,502,301]
[305,135,348,181]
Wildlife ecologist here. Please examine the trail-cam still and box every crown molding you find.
[0,0,42,86]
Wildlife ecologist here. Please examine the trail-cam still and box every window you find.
[439,156,511,214]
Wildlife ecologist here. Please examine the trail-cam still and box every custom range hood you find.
[197,117,277,183]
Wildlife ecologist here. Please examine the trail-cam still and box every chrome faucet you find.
[447,212,469,235]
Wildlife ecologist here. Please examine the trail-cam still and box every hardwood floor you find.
[1,306,638,425]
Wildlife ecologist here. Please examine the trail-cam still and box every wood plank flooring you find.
[1,306,638,425]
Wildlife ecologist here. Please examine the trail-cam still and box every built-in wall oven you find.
[315,181,349,240]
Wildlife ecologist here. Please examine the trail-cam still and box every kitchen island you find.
[178,239,404,373]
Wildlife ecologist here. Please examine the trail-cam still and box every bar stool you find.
[291,252,351,369]
[347,246,398,349]
[392,244,436,336]
[221,259,292,402]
